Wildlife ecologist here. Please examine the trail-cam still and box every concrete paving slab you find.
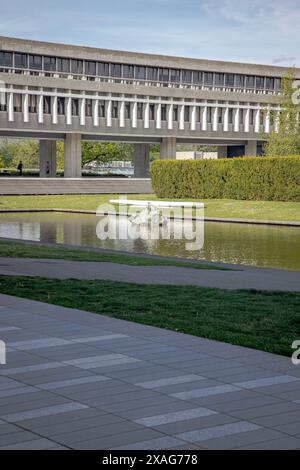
[0,293,299,450]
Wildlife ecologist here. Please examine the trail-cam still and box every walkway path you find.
[0,294,299,449]
[0,257,299,291]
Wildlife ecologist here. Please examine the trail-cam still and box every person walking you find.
[17,160,23,176]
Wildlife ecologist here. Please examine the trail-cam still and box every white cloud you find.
[273,56,299,65]
[203,0,300,38]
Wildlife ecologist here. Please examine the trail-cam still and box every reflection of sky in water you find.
[0,212,299,271]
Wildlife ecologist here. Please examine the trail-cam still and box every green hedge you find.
[150,157,300,201]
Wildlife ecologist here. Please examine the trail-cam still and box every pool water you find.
[0,212,299,271]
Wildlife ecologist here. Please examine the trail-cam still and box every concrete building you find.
[176,151,218,160]
[0,36,300,189]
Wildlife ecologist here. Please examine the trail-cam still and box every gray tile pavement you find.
[0,293,300,449]
[175,421,261,443]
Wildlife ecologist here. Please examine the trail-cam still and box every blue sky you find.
[1,0,300,66]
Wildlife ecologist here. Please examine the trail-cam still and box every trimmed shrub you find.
[150,157,300,201]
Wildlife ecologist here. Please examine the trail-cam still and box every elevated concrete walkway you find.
[0,178,153,195]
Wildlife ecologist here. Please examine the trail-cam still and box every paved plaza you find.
[0,293,299,449]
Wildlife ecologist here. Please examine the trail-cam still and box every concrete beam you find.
[160,137,176,159]
[0,130,65,140]
[39,140,57,177]
[83,135,161,143]
[133,144,150,178]
[176,138,247,145]
[64,133,82,178]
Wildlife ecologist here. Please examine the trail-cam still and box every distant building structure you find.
[0,35,299,183]
[176,151,218,160]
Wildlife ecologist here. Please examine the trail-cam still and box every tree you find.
[150,144,160,161]
[81,142,133,166]
[0,139,39,168]
[263,70,300,156]
[56,141,64,169]
[0,140,133,170]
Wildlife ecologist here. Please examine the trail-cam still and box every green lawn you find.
[0,239,228,270]
[0,275,299,356]
[1,194,300,221]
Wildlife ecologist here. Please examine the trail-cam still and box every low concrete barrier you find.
[0,178,153,195]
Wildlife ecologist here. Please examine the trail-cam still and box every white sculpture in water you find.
[129,202,168,227]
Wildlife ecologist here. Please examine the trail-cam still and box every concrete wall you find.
[176,151,197,160]
[176,151,220,160]
[0,178,153,195]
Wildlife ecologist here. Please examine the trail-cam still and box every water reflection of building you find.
[62,221,82,246]
[40,222,57,243]
[0,220,40,241]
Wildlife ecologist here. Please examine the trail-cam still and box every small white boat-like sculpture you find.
[128,203,168,227]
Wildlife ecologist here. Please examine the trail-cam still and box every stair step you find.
[0,178,153,195]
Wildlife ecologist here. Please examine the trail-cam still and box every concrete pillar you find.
[119,100,125,127]
[64,133,82,177]
[144,101,150,129]
[155,103,161,129]
[38,92,43,124]
[233,108,240,132]
[264,108,270,133]
[212,106,218,131]
[160,137,176,159]
[66,96,72,125]
[201,105,207,131]
[93,98,99,126]
[254,108,260,133]
[133,144,150,178]
[167,104,173,130]
[179,105,184,130]
[223,106,229,132]
[217,146,228,158]
[132,100,138,128]
[245,140,258,156]
[244,106,250,133]
[8,91,14,122]
[39,140,57,177]
[23,92,29,123]
[191,105,196,131]
[52,95,58,124]
[79,98,85,126]
[106,99,112,127]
